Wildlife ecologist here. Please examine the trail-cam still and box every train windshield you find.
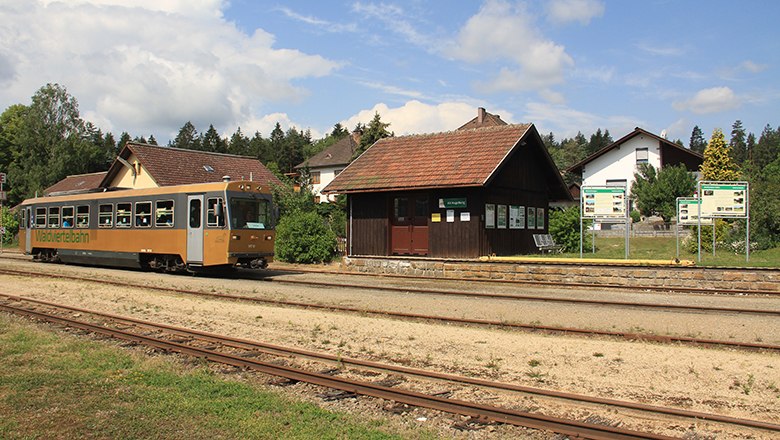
[229,198,270,229]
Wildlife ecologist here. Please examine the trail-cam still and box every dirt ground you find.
[1,257,778,439]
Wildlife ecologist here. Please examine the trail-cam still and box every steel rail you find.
[256,276,780,316]
[3,292,777,433]
[0,299,677,440]
[8,265,777,316]
[1,268,778,352]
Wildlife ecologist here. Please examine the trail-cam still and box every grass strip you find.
[0,314,434,440]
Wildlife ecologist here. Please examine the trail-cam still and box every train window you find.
[99,204,113,228]
[229,198,269,229]
[48,207,60,228]
[207,197,225,227]
[189,199,201,228]
[135,202,152,227]
[62,206,74,228]
[116,203,131,228]
[35,208,46,228]
[76,205,89,228]
[155,200,174,227]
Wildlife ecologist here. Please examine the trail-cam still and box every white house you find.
[295,133,359,203]
[567,127,703,210]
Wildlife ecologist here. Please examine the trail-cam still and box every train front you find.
[224,182,275,269]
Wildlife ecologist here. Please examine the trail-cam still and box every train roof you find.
[19,180,273,206]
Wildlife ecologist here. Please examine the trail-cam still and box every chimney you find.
[477,107,486,125]
[351,129,361,145]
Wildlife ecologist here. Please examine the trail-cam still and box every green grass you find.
[0,315,435,440]
[545,236,779,267]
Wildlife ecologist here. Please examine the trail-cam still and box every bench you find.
[533,234,563,253]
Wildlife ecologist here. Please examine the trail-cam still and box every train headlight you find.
[231,234,240,240]
[265,235,273,241]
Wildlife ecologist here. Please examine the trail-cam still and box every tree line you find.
[1,83,779,249]
[0,83,393,208]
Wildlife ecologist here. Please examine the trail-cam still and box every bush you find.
[684,219,731,253]
[549,206,592,253]
[629,210,641,223]
[1,206,19,245]
[275,210,337,264]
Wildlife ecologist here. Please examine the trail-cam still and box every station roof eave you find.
[322,182,484,195]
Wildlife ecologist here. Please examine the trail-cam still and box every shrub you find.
[275,210,337,264]
[549,206,592,253]
[1,206,19,245]
[629,210,641,224]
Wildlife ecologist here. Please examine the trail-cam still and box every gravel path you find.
[1,258,778,439]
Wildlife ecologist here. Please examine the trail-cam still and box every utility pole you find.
[0,171,6,254]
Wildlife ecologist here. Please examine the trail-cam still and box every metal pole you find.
[712,223,716,257]
[697,183,701,263]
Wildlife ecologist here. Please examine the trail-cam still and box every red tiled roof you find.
[104,143,282,188]
[295,135,357,169]
[323,124,532,193]
[457,108,508,130]
[44,171,107,195]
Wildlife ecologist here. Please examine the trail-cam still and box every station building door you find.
[390,195,428,256]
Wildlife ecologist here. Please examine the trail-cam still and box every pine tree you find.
[689,125,707,153]
[228,127,251,156]
[202,124,226,153]
[172,121,200,150]
[700,128,741,181]
[353,112,392,159]
[729,120,747,165]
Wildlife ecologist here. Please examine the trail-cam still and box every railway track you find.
[1,267,778,352]
[3,294,778,439]
[254,274,780,317]
[269,265,780,297]
[2,252,779,296]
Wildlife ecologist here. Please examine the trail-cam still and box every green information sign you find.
[439,198,467,209]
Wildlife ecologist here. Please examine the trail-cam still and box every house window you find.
[314,196,321,203]
[311,171,321,184]
[334,169,343,176]
[636,148,648,164]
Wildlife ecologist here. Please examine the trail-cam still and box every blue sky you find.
[1,1,778,145]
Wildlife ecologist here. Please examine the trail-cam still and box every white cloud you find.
[278,7,358,33]
[546,0,605,25]
[673,87,741,114]
[0,1,341,141]
[524,102,640,139]
[740,60,767,74]
[446,0,573,93]
[636,42,686,57]
[341,100,512,135]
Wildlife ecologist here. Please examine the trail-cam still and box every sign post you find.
[697,181,750,262]
[581,186,629,259]
[0,171,5,254]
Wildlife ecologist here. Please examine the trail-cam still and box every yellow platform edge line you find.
[478,256,696,267]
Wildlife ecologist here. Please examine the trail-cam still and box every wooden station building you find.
[322,123,571,258]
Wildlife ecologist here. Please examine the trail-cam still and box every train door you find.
[186,195,204,264]
[390,195,429,255]
[25,207,32,254]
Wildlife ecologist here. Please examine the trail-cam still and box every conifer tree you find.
[689,125,707,153]
[700,128,740,181]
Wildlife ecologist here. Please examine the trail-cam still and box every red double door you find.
[390,195,429,256]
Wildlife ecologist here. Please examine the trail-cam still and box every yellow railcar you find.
[18,180,275,272]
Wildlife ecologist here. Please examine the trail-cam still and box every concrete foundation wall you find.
[343,256,780,293]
